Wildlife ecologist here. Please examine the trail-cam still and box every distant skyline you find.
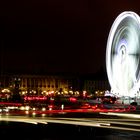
[0,0,140,76]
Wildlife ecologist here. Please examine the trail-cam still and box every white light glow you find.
[106,11,140,97]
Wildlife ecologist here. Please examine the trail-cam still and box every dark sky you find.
[0,0,140,75]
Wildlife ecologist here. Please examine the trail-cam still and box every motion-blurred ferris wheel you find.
[106,11,140,97]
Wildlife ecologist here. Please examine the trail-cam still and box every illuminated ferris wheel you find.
[106,11,140,97]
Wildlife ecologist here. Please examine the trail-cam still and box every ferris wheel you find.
[106,11,140,97]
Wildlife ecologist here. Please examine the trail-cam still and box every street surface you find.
[0,102,140,139]
[0,112,140,140]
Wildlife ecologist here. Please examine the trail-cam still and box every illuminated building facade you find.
[11,75,80,95]
[0,74,110,96]
[0,74,80,95]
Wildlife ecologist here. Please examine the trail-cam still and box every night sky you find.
[0,0,140,75]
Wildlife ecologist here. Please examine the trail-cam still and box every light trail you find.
[0,115,140,132]
[100,112,140,118]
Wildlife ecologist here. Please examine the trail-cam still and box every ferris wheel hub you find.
[119,45,127,61]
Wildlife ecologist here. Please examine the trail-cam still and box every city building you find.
[83,79,110,94]
[0,74,81,95]
[0,74,109,96]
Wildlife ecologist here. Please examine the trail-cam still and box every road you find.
[0,111,140,140]
[0,103,140,139]
[0,111,140,132]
